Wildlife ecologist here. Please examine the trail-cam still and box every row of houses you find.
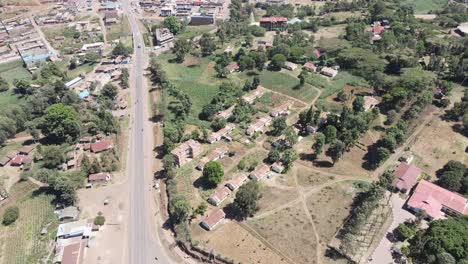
[0,145,35,167]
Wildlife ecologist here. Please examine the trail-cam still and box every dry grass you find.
[247,204,318,264]
[191,221,286,264]
[257,185,297,214]
[313,25,346,43]
[295,163,333,187]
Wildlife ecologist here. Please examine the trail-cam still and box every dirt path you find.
[28,14,60,57]
[263,86,308,106]
[291,166,321,264]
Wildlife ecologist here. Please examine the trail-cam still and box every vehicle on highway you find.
[138,43,142,48]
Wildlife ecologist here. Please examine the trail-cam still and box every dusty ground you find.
[191,221,287,264]
[313,25,346,44]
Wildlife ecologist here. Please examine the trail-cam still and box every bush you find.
[2,206,19,226]
[94,212,106,226]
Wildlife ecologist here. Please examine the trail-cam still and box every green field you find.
[0,181,58,264]
[158,53,223,126]
[401,0,448,14]
[306,71,369,99]
[176,25,216,40]
[235,70,318,103]
[0,60,31,85]
[107,16,131,42]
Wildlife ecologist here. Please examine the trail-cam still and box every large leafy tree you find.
[326,140,345,164]
[233,181,261,220]
[163,16,182,35]
[199,33,216,56]
[172,38,192,63]
[202,161,224,187]
[169,195,191,224]
[40,103,81,143]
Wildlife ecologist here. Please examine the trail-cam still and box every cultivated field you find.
[401,0,448,14]
[0,181,57,264]
[0,59,31,85]
[106,16,131,42]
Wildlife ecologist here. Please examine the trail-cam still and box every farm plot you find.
[191,221,286,264]
[235,70,319,103]
[247,204,318,264]
[0,181,57,264]
[106,16,131,42]
[306,71,369,101]
[401,0,448,14]
[0,59,31,85]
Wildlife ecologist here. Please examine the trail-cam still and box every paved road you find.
[119,0,172,263]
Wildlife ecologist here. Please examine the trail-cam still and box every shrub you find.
[2,206,19,226]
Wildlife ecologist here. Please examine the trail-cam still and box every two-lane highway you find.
[119,0,172,263]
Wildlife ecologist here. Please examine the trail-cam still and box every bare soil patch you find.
[191,221,286,264]
[247,204,318,264]
[257,185,297,214]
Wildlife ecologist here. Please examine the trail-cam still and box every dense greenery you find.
[232,180,261,220]
[436,160,468,195]
[2,206,19,226]
[410,216,468,262]
[202,161,224,187]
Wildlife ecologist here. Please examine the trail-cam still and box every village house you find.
[80,42,104,54]
[90,140,113,153]
[208,124,234,144]
[154,27,174,46]
[208,186,231,206]
[246,116,272,136]
[320,67,338,78]
[171,139,202,167]
[249,163,270,180]
[270,101,292,117]
[104,10,119,25]
[0,153,15,167]
[10,155,32,166]
[243,85,266,104]
[200,208,225,230]
[88,172,112,183]
[196,146,229,170]
[391,162,421,193]
[190,14,215,25]
[363,96,380,112]
[406,180,468,220]
[216,105,235,119]
[226,173,248,191]
[56,219,93,239]
[283,61,298,71]
[58,206,80,222]
[18,145,35,155]
[225,61,239,73]
[259,16,287,31]
[303,62,317,72]
[271,161,284,173]
[53,237,86,264]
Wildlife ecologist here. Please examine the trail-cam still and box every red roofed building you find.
[90,140,113,153]
[88,172,112,183]
[10,155,27,166]
[200,209,225,230]
[225,62,239,73]
[249,163,270,180]
[373,24,384,35]
[18,145,35,155]
[259,17,288,31]
[391,162,421,193]
[226,173,248,191]
[171,139,202,167]
[407,180,468,220]
[208,186,231,206]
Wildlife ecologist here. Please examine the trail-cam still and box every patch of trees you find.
[232,180,261,220]
[436,160,468,195]
[365,120,408,169]
[266,4,295,18]
[202,161,224,187]
[2,206,19,226]
[0,76,9,92]
[446,89,468,135]
[111,42,133,57]
[163,16,183,35]
[172,38,193,63]
[267,126,299,169]
[409,216,468,263]
[120,68,129,89]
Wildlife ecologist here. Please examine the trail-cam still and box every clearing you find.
[401,0,448,14]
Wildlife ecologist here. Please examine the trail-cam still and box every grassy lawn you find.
[235,70,318,103]
[176,25,216,40]
[306,71,369,99]
[0,60,31,85]
[106,16,131,42]
[0,181,58,264]
[401,0,448,14]
[158,53,223,126]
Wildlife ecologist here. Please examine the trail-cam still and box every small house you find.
[283,61,298,71]
[197,146,229,170]
[303,62,317,72]
[90,140,113,153]
[58,206,80,222]
[18,145,35,155]
[363,96,380,112]
[249,163,270,180]
[259,17,287,31]
[216,105,235,120]
[391,162,421,193]
[56,219,93,239]
[226,174,248,191]
[171,139,202,167]
[200,209,225,230]
[207,124,234,144]
[271,162,284,173]
[270,101,292,117]
[225,62,239,73]
[243,86,265,104]
[88,172,111,183]
[208,186,231,206]
[246,116,272,136]
[320,67,338,78]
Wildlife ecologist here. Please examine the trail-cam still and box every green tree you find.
[271,116,287,136]
[50,176,77,205]
[172,38,192,63]
[267,148,281,163]
[326,140,345,164]
[202,161,224,187]
[13,79,32,95]
[40,103,81,143]
[42,145,66,169]
[94,211,106,226]
[376,147,390,165]
[120,68,129,89]
[282,149,298,168]
[313,132,326,157]
[353,96,365,112]
[163,16,182,35]
[2,206,19,226]
[271,54,286,70]
[323,125,337,144]
[210,117,226,132]
[233,181,261,220]
[169,195,191,224]
[0,76,9,92]
[199,33,216,56]
[394,222,417,241]
[101,82,118,100]
[112,42,133,57]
